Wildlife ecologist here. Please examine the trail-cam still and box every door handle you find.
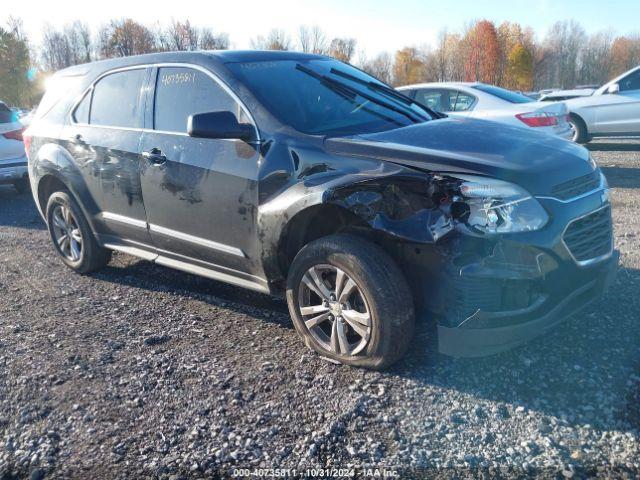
[142,148,167,165]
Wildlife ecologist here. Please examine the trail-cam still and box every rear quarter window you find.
[35,75,85,122]
[471,84,532,104]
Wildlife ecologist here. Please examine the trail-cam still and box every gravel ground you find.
[1,138,639,479]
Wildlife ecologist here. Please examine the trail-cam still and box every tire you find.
[286,233,415,369]
[569,115,591,144]
[45,191,112,273]
[13,177,30,194]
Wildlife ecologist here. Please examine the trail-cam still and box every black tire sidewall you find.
[569,116,590,144]
[46,191,95,272]
[286,234,414,369]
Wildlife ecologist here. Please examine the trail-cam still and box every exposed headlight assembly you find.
[449,175,549,234]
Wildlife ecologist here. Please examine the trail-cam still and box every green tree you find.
[0,26,32,106]
[506,43,533,91]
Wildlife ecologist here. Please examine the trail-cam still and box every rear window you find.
[90,69,145,128]
[471,84,533,104]
[0,103,15,123]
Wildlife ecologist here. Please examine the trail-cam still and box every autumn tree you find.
[506,43,533,90]
[496,22,535,85]
[155,19,229,52]
[393,47,426,86]
[251,29,291,50]
[97,19,156,58]
[610,35,640,77]
[200,30,229,50]
[579,30,614,85]
[298,25,327,54]
[462,20,500,84]
[539,20,586,88]
[434,30,464,81]
[41,22,92,71]
[359,52,393,84]
[329,38,357,62]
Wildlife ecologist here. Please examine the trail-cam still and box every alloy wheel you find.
[51,204,83,262]
[569,120,578,142]
[298,264,372,356]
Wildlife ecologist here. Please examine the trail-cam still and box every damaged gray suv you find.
[26,51,617,369]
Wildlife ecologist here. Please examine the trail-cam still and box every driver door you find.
[592,69,640,134]
[139,65,261,278]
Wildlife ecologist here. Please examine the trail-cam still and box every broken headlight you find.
[450,175,549,234]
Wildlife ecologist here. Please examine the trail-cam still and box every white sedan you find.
[563,65,640,143]
[0,101,29,193]
[397,82,572,140]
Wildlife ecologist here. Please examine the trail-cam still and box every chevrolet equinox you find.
[26,51,617,369]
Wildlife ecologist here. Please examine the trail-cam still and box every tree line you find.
[1,16,639,107]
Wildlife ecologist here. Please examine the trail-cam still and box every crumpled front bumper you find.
[437,250,618,356]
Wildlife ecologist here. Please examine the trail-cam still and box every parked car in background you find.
[398,82,573,140]
[0,101,29,193]
[564,65,640,143]
[26,51,616,368]
[539,88,595,102]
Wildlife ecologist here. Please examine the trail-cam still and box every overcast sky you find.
[5,0,639,57]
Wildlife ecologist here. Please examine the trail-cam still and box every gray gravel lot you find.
[1,139,639,479]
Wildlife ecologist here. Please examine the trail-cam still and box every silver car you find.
[0,101,29,193]
[565,66,640,143]
[398,82,573,140]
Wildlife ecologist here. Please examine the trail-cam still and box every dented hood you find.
[325,116,594,196]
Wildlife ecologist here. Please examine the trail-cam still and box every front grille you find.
[563,206,612,263]
[551,171,600,200]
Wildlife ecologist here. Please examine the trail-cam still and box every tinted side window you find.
[415,89,446,111]
[619,69,640,92]
[400,89,416,99]
[452,91,476,111]
[73,91,91,124]
[90,69,145,128]
[154,67,239,133]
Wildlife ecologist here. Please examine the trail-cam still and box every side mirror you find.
[606,83,620,94]
[187,111,256,141]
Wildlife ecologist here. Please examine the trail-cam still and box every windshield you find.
[227,59,434,136]
[471,84,533,104]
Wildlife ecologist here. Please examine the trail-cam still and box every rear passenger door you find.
[65,67,153,246]
[138,65,260,277]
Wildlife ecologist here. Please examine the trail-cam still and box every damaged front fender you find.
[258,160,458,283]
[326,179,454,243]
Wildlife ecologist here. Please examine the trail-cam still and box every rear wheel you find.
[569,115,591,144]
[286,234,415,369]
[12,177,30,194]
[45,191,111,273]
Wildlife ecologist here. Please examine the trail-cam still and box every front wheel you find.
[569,115,591,144]
[286,234,415,369]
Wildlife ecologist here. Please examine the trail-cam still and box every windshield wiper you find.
[295,64,425,123]
[329,68,443,118]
